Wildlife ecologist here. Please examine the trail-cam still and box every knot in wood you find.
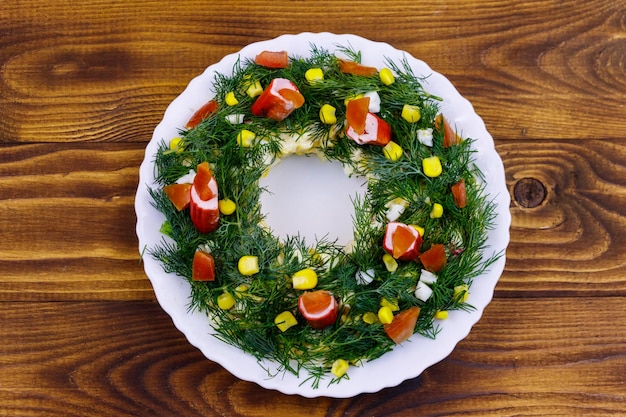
[513,178,546,208]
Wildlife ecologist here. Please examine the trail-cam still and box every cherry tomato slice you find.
[435,114,461,148]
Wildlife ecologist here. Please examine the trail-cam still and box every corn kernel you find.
[331,359,349,378]
[410,224,425,237]
[169,137,184,154]
[422,155,442,178]
[246,79,263,98]
[217,291,235,310]
[234,283,250,298]
[382,253,398,272]
[305,67,324,84]
[379,67,395,85]
[224,91,239,106]
[378,306,394,324]
[454,284,469,302]
[430,203,444,219]
[381,298,399,312]
[362,312,379,324]
[218,198,237,215]
[275,311,298,332]
[434,310,449,320]
[401,104,421,123]
[319,104,337,124]
[292,268,318,290]
[238,255,259,276]
[237,129,256,147]
[383,140,403,161]
[344,93,363,106]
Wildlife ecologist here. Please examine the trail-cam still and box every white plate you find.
[135,32,511,398]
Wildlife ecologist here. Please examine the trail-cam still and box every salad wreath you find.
[149,45,499,387]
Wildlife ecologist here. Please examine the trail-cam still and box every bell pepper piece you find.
[192,250,216,281]
[383,222,423,261]
[346,96,370,135]
[193,162,215,201]
[338,59,377,77]
[163,183,191,211]
[419,244,447,273]
[451,179,467,208]
[298,290,339,330]
[251,78,305,121]
[185,99,218,129]
[345,112,392,146]
[254,50,289,68]
[384,306,420,344]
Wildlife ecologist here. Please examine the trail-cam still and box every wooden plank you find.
[0,298,624,416]
[1,0,624,144]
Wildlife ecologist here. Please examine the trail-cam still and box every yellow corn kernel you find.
[237,129,256,147]
[422,155,442,178]
[430,203,444,219]
[454,284,469,302]
[383,140,403,161]
[246,79,263,98]
[382,253,398,272]
[238,255,259,276]
[305,67,324,84]
[401,104,421,123]
[378,306,394,324]
[234,283,250,299]
[319,104,337,125]
[410,224,425,237]
[362,312,379,324]
[169,137,184,154]
[275,311,298,332]
[379,67,395,85]
[218,198,237,215]
[344,93,363,106]
[331,359,349,378]
[217,291,235,310]
[292,268,318,290]
[434,310,449,320]
[380,298,399,312]
[225,91,239,106]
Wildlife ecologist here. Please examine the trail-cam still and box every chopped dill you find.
[147,44,501,388]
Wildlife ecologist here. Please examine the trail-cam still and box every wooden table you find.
[2,1,625,415]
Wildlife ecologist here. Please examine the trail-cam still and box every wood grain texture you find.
[1,0,625,415]
[1,299,624,416]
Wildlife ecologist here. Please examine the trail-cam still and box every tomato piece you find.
[192,250,216,281]
[185,99,218,129]
[435,114,461,148]
[163,183,191,211]
[251,78,304,121]
[298,290,339,330]
[451,179,467,208]
[382,222,422,261]
[193,162,214,201]
[384,306,420,344]
[346,97,370,134]
[419,244,447,273]
[338,59,377,77]
[254,50,289,68]
[345,113,391,147]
